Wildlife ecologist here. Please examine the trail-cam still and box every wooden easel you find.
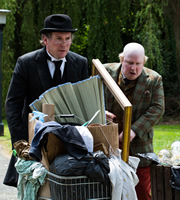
[92,59,132,163]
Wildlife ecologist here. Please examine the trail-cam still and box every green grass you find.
[153,124,180,155]
[0,120,12,155]
[0,120,180,156]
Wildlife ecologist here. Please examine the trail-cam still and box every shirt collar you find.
[46,50,66,62]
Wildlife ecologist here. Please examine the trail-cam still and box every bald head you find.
[119,42,148,80]
[119,42,148,64]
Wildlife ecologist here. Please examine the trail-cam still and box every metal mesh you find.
[47,172,111,200]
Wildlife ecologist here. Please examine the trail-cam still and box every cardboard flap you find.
[88,123,119,155]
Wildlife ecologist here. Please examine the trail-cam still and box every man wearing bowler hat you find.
[4,14,89,187]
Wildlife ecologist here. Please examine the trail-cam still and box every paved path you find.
[0,145,17,200]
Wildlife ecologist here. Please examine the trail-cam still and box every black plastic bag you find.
[136,152,160,164]
[50,151,110,184]
[170,167,180,191]
[50,154,88,176]
[85,151,110,184]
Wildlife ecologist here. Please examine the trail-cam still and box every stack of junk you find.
[13,76,140,200]
[13,111,140,200]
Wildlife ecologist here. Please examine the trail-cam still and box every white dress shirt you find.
[46,51,66,78]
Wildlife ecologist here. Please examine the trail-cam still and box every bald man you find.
[104,43,165,200]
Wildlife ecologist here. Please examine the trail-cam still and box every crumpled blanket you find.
[15,158,48,200]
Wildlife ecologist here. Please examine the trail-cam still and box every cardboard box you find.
[88,123,119,155]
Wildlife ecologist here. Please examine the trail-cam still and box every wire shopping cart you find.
[38,172,111,200]
[28,113,113,200]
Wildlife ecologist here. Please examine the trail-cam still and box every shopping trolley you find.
[38,172,111,200]
[28,113,113,200]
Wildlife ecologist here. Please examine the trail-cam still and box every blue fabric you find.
[29,121,88,161]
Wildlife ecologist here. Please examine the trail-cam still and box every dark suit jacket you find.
[4,47,88,186]
[103,63,165,167]
[5,47,89,145]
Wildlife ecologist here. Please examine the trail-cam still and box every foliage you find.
[133,0,168,71]
[160,17,177,95]
[84,0,125,64]
[1,0,17,118]
[0,0,179,119]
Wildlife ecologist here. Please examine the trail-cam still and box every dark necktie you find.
[53,60,62,86]
[123,78,130,86]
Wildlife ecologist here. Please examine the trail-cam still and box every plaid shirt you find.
[103,63,165,167]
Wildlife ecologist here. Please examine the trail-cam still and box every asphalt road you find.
[0,145,17,200]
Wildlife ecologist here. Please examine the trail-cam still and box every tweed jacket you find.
[103,63,165,167]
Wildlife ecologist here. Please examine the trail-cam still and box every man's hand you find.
[105,110,116,122]
[119,129,136,142]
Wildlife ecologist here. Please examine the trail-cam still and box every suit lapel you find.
[132,68,149,112]
[36,47,54,91]
[65,51,78,82]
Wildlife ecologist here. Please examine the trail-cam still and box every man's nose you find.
[130,64,136,69]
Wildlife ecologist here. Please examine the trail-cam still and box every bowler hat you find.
[40,14,77,34]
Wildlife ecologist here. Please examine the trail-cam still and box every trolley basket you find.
[42,171,111,200]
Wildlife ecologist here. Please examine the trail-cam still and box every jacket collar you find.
[35,48,78,91]
[36,47,54,91]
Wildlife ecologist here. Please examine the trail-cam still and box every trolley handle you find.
[58,114,75,118]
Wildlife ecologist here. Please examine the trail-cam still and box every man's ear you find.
[119,56,124,63]
[144,56,148,64]
[42,35,48,45]
[118,53,124,63]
